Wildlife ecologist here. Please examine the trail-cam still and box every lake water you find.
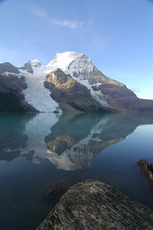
[0,112,153,230]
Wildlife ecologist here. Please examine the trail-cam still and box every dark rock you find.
[137,159,153,194]
[0,73,37,112]
[20,61,34,74]
[150,163,153,172]
[45,180,70,199]
[36,180,153,230]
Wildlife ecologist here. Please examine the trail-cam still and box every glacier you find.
[19,64,59,112]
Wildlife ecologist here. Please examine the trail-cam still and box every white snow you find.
[30,59,42,67]
[47,51,83,73]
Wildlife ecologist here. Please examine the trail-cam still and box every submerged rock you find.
[36,180,153,230]
[137,159,153,194]
[45,179,70,199]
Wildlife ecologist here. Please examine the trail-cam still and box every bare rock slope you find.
[44,68,114,113]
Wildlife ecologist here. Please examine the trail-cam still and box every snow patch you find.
[30,59,42,68]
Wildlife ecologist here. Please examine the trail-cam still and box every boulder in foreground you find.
[36,179,153,230]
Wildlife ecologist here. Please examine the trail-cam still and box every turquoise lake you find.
[0,112,153,230]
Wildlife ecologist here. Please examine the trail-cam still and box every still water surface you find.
[0,112,153,230]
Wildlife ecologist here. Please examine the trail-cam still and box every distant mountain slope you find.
[0,73,37,112]
[0,51,153,113]
[0,62,20,74]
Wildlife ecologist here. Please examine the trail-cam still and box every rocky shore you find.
[36,179,153,230]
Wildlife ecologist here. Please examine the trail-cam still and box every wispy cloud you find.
[50,19,83,29]
[31,6,46,18]
[31,6,84,29]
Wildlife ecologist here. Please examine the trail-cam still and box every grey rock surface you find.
[36,179,153,230]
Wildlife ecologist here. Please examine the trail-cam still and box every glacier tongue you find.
[19,66,59,112]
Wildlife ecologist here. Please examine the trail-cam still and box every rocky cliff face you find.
[44,68,113,113]
[0,51,153,113]
[0,73,37,112]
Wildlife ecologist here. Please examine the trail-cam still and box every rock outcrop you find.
[36,180,153,230]
[137,159,153,194]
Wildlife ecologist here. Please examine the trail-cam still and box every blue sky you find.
[0,0,153,99]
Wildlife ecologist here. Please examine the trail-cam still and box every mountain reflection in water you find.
[0,112,153,230]
[0,112,153,170]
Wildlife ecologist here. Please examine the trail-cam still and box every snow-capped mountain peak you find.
[30,59,42,68]
[47,51,112,107]
[47,51,84,72]
[47,51,101,81]
[20,59,42,75]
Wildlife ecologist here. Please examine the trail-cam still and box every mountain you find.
[0,51,153,113]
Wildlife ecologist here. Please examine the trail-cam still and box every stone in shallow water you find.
[36,179,153,230]
[137,159,153,194]
[45,179,69,199]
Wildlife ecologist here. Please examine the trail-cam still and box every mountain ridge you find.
[0,51,153,113]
